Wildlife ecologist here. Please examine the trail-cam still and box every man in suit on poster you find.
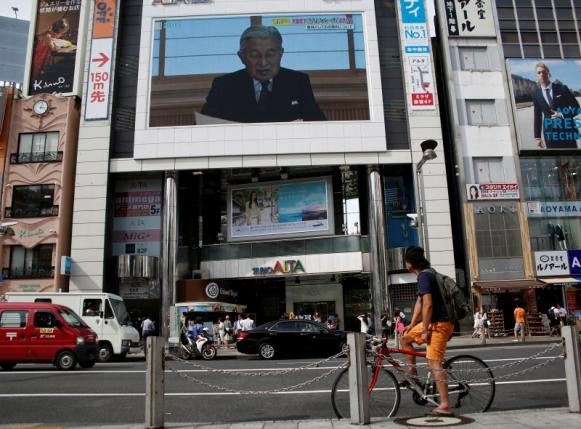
[200,25,326,123]
[532,62,580,149]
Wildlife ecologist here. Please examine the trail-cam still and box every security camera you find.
[406,213,418,228]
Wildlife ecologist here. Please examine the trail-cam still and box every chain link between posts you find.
[166,348,348,394]
[369,340,562,384]
[164,339,562,394]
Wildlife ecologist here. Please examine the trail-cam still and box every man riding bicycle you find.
[400,246,455,417]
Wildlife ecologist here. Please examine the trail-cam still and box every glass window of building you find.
[521,157,580,252]
[8,245,53,279]
[17,132,59,163]
[9,185,56,218]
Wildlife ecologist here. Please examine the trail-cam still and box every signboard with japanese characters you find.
[398,0,435,111]
[569,250,581,276]
[445,0,496,37]
[535,251,570,276]
[85,0,116,120]
[466,183,520,201]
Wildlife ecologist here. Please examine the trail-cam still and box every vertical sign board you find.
[445,0,496,37]
[398,0,435,110]
[85,0,116,120]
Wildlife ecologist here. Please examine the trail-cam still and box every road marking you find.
[0,378,566,398]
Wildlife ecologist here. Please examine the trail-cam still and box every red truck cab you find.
[0,302,98,370]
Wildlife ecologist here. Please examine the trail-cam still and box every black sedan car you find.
[236,319,348,359]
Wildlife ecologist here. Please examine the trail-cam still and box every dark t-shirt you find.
[418,270,449,323]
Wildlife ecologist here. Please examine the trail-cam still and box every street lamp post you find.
[414,140,438,259]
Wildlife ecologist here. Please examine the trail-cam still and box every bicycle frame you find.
[369,343,448,407]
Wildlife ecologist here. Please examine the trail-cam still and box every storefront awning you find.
[473,279,545,290]
[540,277,581,284]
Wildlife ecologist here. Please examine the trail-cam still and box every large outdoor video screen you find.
[149,14,369,127]
[508,59,581,151]
[228,177,334,241]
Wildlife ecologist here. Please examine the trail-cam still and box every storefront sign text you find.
[473,204,518,214]
[534,250,581,276]
[527,201,581,218]
[252,260,305,275]
[466,183,519,201]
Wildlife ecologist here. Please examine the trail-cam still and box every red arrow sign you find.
[91,52,109,67]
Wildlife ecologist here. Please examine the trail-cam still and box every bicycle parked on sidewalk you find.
[331,337,495,419]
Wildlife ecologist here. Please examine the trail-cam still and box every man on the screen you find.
[200,25,326,123]
[532,62,580,149]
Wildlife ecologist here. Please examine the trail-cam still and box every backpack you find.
[423,269,470,323]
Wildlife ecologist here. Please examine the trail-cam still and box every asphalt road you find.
[0,344,566,426]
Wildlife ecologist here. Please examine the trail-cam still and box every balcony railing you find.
[201,235,370,262]
[2,267,55,279]
[10,151,63,164]
[4,205,59,218]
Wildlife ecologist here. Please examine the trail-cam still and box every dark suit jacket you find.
[532,81,580,149]
[200,68,326,123]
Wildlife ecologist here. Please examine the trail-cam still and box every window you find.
[16,132,59,163]
[473,157,506,183]
[0,311,28,328]
[459,47,490,70]
[8,245,53,279]
[466,100,497,126]
[272,321,300,332]
[83,299,101,316]
[34,311,58,328]
[474,203,522,258]
[8,184,56,218]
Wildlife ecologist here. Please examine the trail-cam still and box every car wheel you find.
[56,351,77,370]
[79,360,96,369]
[258,342,276,360]
[0,363,16,370]
[98,343,114,362]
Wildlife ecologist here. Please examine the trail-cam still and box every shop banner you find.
[569,250,581,276]
[508,59,581,151]
[535,250,569,276]
[112,179,162,256]
[527,201,581,218]
[228,178,333,241]
[29,0,82,95]
[444,0,495,37]
[466,183,519,201]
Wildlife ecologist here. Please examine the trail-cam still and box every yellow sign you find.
[40,328,54,334]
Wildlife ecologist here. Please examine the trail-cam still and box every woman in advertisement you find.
[31,18,75,83]
[245,191,261,225]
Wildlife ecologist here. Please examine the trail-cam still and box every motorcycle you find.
[179,329,217,360]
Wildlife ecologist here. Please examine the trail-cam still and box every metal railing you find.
[9,151,63,164]
[4,205,59,218]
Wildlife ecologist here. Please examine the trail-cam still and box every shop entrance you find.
[293,301,336,321]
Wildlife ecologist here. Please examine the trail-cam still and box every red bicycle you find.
[331,337,495,418]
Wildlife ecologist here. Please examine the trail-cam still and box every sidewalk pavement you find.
[2,408,579,428]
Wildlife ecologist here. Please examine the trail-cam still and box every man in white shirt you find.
[241,314,255,331]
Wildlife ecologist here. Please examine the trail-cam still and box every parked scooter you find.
[179,328,217,360]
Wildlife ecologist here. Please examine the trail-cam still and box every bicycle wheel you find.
[331,364,401,419]
[444,354,495,413]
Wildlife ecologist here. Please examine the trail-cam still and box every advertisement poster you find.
[508,59,581,151]
[149,14,369,126]
[29,0,82,95]
[229,178,333,240]
[466,183,520,201]
[112,179,162,256]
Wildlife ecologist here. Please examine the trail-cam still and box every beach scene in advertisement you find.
[230,180,330,239]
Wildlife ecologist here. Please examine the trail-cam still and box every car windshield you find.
[59,308,88,328]
[109,298,130,324]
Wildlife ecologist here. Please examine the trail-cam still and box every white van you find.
[5,292,140,362]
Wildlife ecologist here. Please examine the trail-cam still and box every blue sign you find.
[405,46,430,53]
[400,0,426,24]
[568,250,581,276]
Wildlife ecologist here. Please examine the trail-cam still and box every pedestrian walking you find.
[513,303,526,342]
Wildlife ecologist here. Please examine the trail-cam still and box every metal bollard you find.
[481,328,487,345]
[145,336,165,429]
[347,332,369,425]
[562,326,581,413]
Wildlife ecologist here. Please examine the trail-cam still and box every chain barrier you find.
[368,340,562,385]
[166,358,347,395]
[167,347,347,376]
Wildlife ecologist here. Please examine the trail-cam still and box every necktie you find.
[545,88,553,107]
[257,81,270,112]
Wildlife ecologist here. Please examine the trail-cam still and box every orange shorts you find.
[407,321,454,361]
